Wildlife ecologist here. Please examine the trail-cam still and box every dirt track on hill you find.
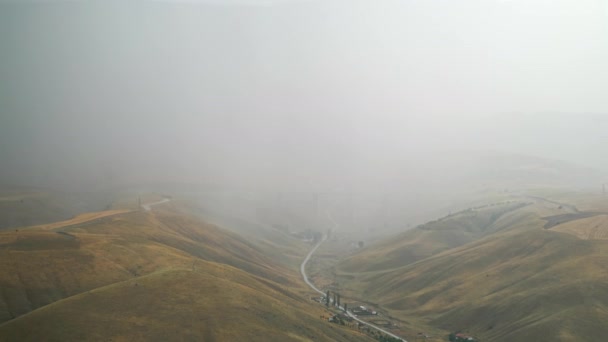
[26,209,133,231]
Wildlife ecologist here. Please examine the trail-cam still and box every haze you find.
[1,0,607,192]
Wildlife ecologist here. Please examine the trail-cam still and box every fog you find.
[1,0,608,195]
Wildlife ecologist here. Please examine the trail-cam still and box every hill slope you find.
[0,265,372,341]
[335,195,608,341]
[0,203,372,341]
[0,208,284,322]
[340,201,529,273]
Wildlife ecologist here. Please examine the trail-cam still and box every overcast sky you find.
[1,0,607,190]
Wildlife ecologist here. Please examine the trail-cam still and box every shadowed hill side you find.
[145,206,301,285]
[340,201,529,273]
[179,198,314,270]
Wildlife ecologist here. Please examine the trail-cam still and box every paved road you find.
[142,198,171,211]
[300,235,327,296]
[299,211,406,342]
[345,310,406,342]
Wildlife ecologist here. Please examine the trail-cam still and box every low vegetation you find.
[340,202,529,273]
[331,194,608,341]
[0,201,374,341]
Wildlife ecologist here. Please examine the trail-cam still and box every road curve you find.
[142,198,171,211]
[299,211,406,342]
[300,235,327,296]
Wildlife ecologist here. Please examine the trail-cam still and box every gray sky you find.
[1,0,607,190]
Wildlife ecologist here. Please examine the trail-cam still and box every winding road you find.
[299,211,406,342]
[300,235,327,296]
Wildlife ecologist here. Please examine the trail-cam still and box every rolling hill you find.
[340,201,530,273]
[0,265,372,342]
[333,193,608,341]
[0,200,371,341]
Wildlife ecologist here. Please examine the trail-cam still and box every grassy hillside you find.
[0,203,306,324]
[552,215,608,239]
[340,201,529,273]
[0,200,375,341]
[0,265,373,341]
[334,195,608,341]
[178,198,312,270]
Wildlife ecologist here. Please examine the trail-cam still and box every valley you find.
[2,0,608,340]
[0,196,375,341]
[3,185,608,341]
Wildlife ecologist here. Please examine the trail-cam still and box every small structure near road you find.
[449,332,477,341]
[352,305,377,316]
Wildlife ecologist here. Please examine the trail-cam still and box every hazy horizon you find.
[2,0,607,191]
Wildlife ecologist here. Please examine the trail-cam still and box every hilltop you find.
[0,199,372,341]
[331,192,608,341]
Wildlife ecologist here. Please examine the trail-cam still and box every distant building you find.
[352,305,376,316]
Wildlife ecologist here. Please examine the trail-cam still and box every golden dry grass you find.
[340,202,529,273]
[552,215,608,240]
[333,197,608,341]
[0,208,297,323]
[0,202,374,341]
[0,267,374,341]
[24,209,133,231]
